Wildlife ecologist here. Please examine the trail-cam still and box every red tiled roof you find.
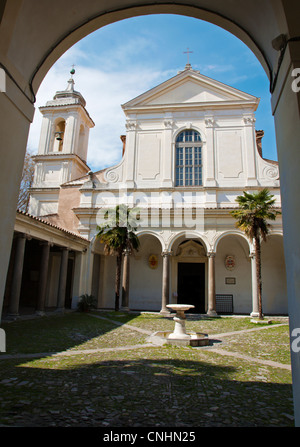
[16,209,89,242]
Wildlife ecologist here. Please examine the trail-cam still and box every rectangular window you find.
[175,131,202,186]
[185,147,193,166]
[176,167,184,186]
[185,131,193,142]
[176,146,202,186]
[194,132,201,142]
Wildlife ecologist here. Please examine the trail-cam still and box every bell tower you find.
[28,68,94,216]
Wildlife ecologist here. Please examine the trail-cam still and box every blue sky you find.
[28,14,277,172]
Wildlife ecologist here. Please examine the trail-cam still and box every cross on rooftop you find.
[183,48,193,65]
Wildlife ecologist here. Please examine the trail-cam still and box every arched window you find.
[175,130,202,186]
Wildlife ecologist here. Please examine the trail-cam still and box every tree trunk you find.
[255,236,263,319]
[115,252,122,311]
[121,249,130,310]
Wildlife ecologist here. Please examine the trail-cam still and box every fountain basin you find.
[148,331,209,347]
[148,303,210,346]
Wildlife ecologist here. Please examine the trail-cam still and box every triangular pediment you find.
[122,68,259,111]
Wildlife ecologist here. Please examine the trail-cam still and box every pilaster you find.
[125,120,137,188]
[204,116,217,187]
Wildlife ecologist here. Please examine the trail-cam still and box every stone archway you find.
[1,1,300,425]
[168,232,210,314]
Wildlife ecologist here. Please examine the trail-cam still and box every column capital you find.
[161,250,172,257]
[208,251,216,258]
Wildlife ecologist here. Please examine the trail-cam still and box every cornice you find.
[122,100,259,115]
[32,153,90,171]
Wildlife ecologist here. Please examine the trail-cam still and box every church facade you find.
[21,65,286,317]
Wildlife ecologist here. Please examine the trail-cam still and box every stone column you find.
[207,252,217,316]
[56,248,69,311]
[250,252,259,318]
[36,242,50,316]
[121,248,130,311]
[160,251,171,315]
[8,233,27,318]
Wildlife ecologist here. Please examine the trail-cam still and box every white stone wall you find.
[215,235,252,314]
[129,235,163,311]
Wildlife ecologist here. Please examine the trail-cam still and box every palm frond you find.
[231,189,280,241]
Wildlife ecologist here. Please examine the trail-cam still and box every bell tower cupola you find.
[37,68,94,161]
[28,68,95,217]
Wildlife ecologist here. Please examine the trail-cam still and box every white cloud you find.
[27,61,171,172]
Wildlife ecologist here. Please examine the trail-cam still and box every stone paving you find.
[0,313,294,428]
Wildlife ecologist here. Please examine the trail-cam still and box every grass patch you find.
[220,325,291,364]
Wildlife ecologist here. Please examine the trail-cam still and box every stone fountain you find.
[148,304,209,347]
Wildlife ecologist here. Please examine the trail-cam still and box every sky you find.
[27,14,277,172]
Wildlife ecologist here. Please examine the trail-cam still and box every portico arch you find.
[214,230,251,254]
[167,232,210,313]
[1,0,300,425]
[168,230,210,255]
[137,230,164,251]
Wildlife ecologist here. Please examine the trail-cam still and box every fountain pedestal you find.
[147,304,210,347]
[166,304,194,340]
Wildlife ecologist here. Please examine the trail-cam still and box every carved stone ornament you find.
[176,240,205,258]
[225,255,236,271]
[205,118,215,127]
[164,120,173,129]
[105,170,119,183]
[243,117,256,125]
[125,121,137,130]
[263,165,279,180]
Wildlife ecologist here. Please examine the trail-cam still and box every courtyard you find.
[0,310,293,428]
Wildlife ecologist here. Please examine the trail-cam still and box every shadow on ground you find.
[0,353,294,427]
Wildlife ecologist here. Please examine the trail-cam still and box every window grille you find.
[175,130,202,186]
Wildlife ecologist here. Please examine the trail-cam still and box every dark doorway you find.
[177,262,205,313]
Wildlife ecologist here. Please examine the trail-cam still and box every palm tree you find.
[96,204,140,311]
[231,189,281,320]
